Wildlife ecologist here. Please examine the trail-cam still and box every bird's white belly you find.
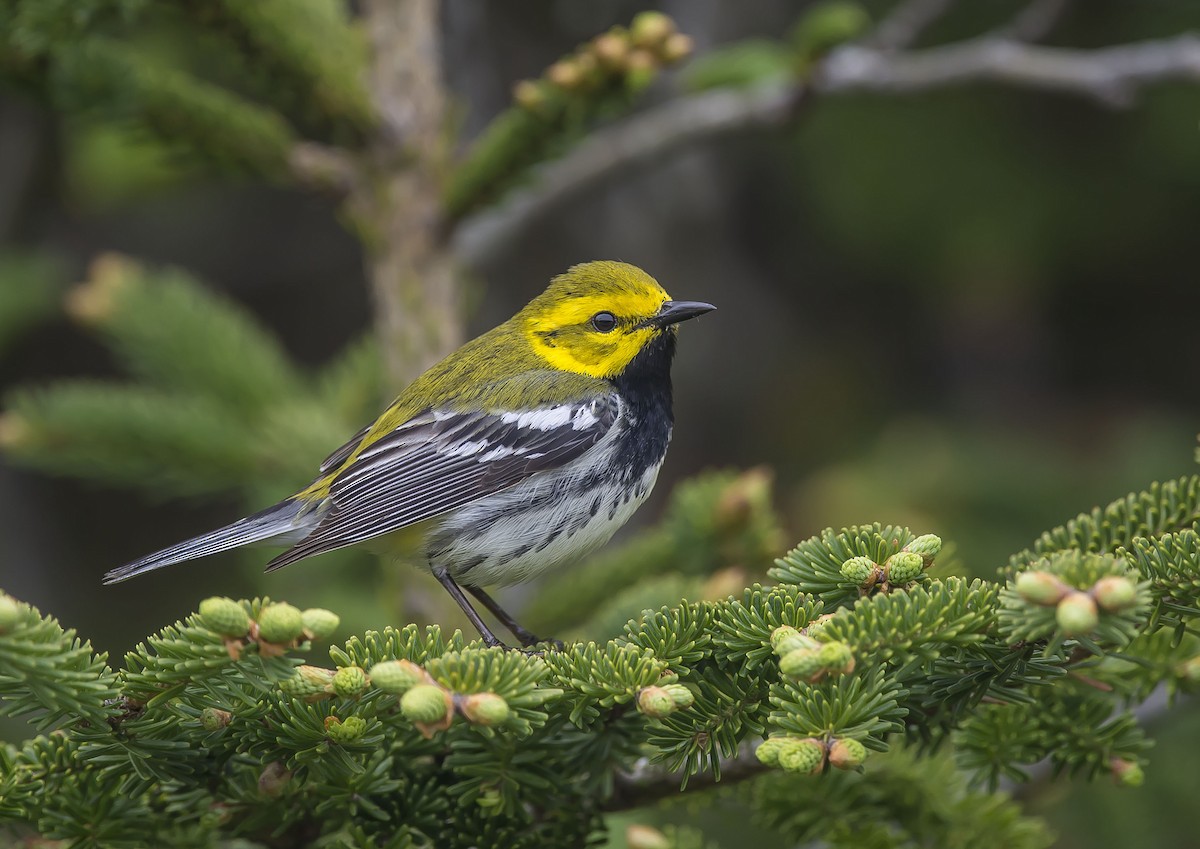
[427,448,663,588]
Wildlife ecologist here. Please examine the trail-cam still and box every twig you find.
[452,82,802,266]
[605,741,767,812]
[870,0,959,51]
[287,142,357,196]
[817,34,1200,105]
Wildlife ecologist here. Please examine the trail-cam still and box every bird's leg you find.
[464,584,562,649]
[433,568,506,649]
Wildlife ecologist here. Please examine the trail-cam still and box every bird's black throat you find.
[610,330,676,481]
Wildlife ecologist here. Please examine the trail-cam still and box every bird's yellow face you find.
[522,261,713,379]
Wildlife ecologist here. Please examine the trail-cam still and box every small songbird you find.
[104,261,714,647]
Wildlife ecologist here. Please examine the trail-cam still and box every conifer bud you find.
[461,692,511,726]
[1056,592,1099,637]
[1178,655,1200,684]
[662,684,695,709]
[660,33,694,64]
[300,608,340,640]
[0,414,30,452]
[1016,571,1070,606]
[65,253,133,325]
[1092,576,1137,612]
[547,60,582,90]
[325,715,367,744]
[401,684,453,725]
[280,665,335,701]
[514,80,546,113]
[1110,757,1144,787]
[755,737,787,766]
[828,737,867,769]
[332,666,369,698]
[840,556,879,587]
[884,551,925,585]
[369,659,426,694]
[817,641,855,676]
[636,686,677,718]
[771,625,817,656]
[779,647,824,682]
[778,738,825,775]
[804,613,836,639]
[198,597,250,638]
[200,707,232,732]
[624,50,658,93]
[903,534,942,564]
[630,11,675,49]
[256,602,304,644]
[0,594,20,633]
[592,32,630,71]
[258,762,291,797]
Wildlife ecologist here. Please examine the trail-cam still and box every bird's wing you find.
[264,392,619,571]
[317,423,373,474]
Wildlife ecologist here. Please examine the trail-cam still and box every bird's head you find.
[521,261,714,379]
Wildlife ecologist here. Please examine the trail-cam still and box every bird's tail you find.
[103,499,319,585]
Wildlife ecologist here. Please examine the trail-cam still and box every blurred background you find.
[2,0,1199,846]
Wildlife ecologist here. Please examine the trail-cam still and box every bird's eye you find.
[591,311,618,333]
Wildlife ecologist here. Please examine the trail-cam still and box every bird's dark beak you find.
[643,300,716,329]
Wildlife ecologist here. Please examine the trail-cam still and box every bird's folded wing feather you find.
[264,392,619,571]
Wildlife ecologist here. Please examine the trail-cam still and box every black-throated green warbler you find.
[104,261,714,647]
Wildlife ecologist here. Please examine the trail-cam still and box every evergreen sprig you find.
[3,463,1200,846]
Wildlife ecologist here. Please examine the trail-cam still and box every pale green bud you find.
[803,613,836,639]
[0,594,20,633]
[772,625,817,657]
[1111,758,1144,787]
[630,11,675,49]
[1015,571,1069,606]
[1178,655,1200,684]
[778,738,825,774]
[300,608,340,640]
[592,32,630,71]
[662,683,694,708]
[1056,592,1099,637]
[828,737,867,769]
[1092,576,1138,612]
[660,33,694,64]
[325,715,367,744]
[885,551,925,585]
[401,684,452,725]
[547,59,583,90]
[779,647,824,682]
[280,665,335,701]
[840,556,879,587]
[903,534,942,563]
[636,686,677,718]
[200,707,231,732]
[256,602,304,644]
[369,659,425,694]
[461,692,511,726]
[198,597,250,638]
[332,666,369,698]
[817,641,855,675]
[755,737,787,766]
